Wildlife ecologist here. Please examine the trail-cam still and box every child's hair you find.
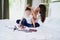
[25,7,31,11]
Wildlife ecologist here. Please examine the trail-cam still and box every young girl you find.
[14,7,40,31]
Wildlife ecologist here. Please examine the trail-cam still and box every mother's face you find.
[35,6,40,12]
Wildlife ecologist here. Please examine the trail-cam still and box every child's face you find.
[25,10,31,16]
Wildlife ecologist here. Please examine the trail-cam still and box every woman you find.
[32,4,46,27]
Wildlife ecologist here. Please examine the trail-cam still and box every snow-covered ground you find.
[0,17,60,40]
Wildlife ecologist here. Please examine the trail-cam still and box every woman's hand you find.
[31,18,36,28]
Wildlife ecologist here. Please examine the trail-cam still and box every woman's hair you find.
[39,4,46,23]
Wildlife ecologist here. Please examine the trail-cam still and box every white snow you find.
[0,17,60,40]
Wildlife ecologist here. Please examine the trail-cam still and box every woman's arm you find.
[31,8,36,28]
[31,8,37,19]
[31,8,38,28]
[31,18,35,28]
